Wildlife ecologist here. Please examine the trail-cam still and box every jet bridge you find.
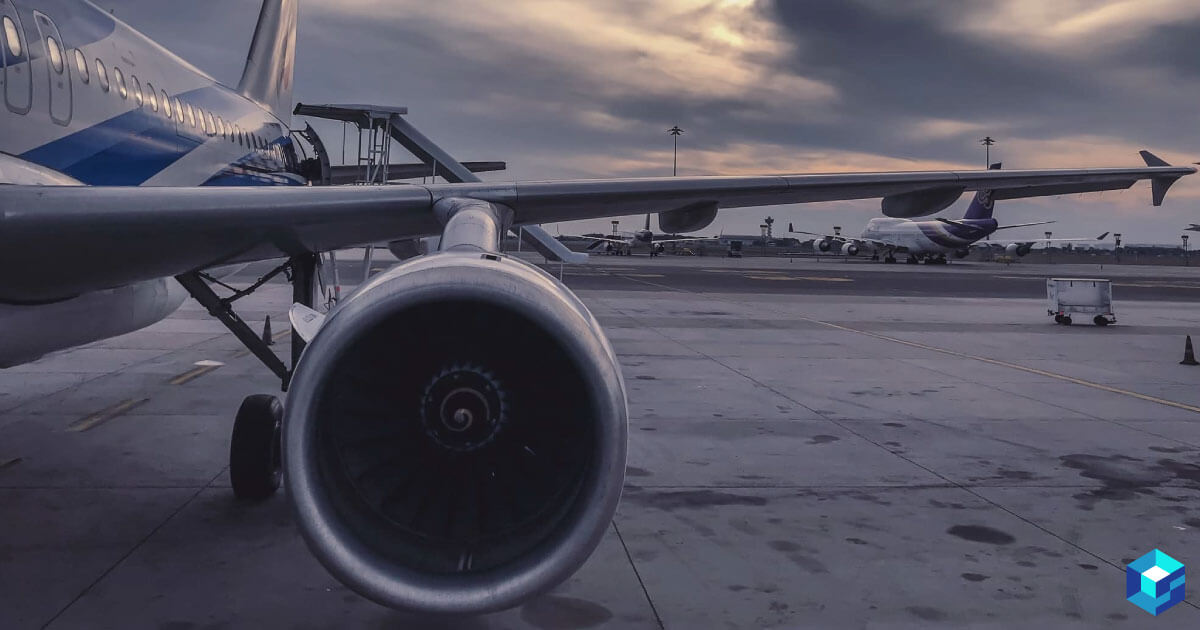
[293,103,585,263]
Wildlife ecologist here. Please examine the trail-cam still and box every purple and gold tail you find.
[962,162,1002,220]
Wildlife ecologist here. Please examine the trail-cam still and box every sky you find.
[98,0,1200,243]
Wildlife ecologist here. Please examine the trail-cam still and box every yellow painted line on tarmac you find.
[1114,282,1200,290]
[68,398,149,432]
[810,319,1200,415]
[231,328,292,358]
[169,361,223,385]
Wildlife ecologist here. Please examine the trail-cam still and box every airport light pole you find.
[980,136,996,168]
[1113,233,1121,264]
[668,125,684,176]
[1045,231,1053,264]
[1184,234,1190,266]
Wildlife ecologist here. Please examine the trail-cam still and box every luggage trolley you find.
[1047,278,1114,326]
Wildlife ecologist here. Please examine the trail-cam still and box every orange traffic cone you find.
[1181,335,1198,366]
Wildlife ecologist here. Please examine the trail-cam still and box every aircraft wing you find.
[0,158,1191,301]
[575,235,630,244]
[980,232,1111,247]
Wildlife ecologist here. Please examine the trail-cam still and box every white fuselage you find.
[0,0,300,366]
[860,217,985,255]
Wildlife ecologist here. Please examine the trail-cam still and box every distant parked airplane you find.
[575,214,707,255]
[791,163,1111,264]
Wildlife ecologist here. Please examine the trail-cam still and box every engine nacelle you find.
[1005,243,1033,257]
[818,239,833,252]
[284,252,628,614]
[841,242,859,256]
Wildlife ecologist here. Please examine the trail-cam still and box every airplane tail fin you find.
[238,0,298,120]
[962,162,1002,220]
[644,213,652,232]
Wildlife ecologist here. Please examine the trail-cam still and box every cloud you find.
[91,0,1200,241]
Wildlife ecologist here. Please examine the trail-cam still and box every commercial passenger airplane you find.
[791,163,1114,264]
[578,213,707,255]
[1,0,1194,616]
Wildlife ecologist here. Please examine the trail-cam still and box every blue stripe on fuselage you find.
[19,85,296,185]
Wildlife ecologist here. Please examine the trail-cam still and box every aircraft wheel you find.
[885,256,897,264]
[1061,316,1073,326]
[907,256,919,264]
[230,394,283,500]
[1094,315,1110,326]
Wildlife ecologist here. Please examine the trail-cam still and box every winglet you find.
[1140,150,1181,206]
[1139,150,1169,167]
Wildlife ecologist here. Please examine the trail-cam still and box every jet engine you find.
[283,251,628,614]
[841,242,859,256]
[818,239,834,252]
[1005,243,1034,257]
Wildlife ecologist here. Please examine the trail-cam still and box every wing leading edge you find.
[0,158,1192,301]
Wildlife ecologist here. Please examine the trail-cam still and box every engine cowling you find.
[841,242,859,256]
[284,252,628,614]
[818,239,833,252]
[1005,243,1033,257]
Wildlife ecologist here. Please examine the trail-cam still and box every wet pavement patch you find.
[520,595,613,629]
[961,573,989,582]
[906,606,948,621]
[1059,453,1200,510]
[947,524,1016,545]
[625,466,652,477]
[806,435,840,445]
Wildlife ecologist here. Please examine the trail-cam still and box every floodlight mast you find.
[668,125,684,176]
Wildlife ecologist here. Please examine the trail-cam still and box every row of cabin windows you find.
[2,16,284,162]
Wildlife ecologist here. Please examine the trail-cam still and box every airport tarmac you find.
[2,251,1199,628]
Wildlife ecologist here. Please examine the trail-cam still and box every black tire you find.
[1062,316,1073,326]
[1054,315,1064,324]
[230,394,283,500]
[1094,315,1110,326]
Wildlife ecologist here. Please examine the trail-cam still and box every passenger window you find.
[73,49,88,83]
[95,58,109,92]
[172,97,183,121]
[205,111,215,135]
[130,75,142,106]
[145,82,157,111]
[2,15,19,57]
[45,36,63,73]
[113,67,127,99]
[186,103,196,127]
[217,116,225,137]
[234,125,242,145]
[160,89,169,118]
